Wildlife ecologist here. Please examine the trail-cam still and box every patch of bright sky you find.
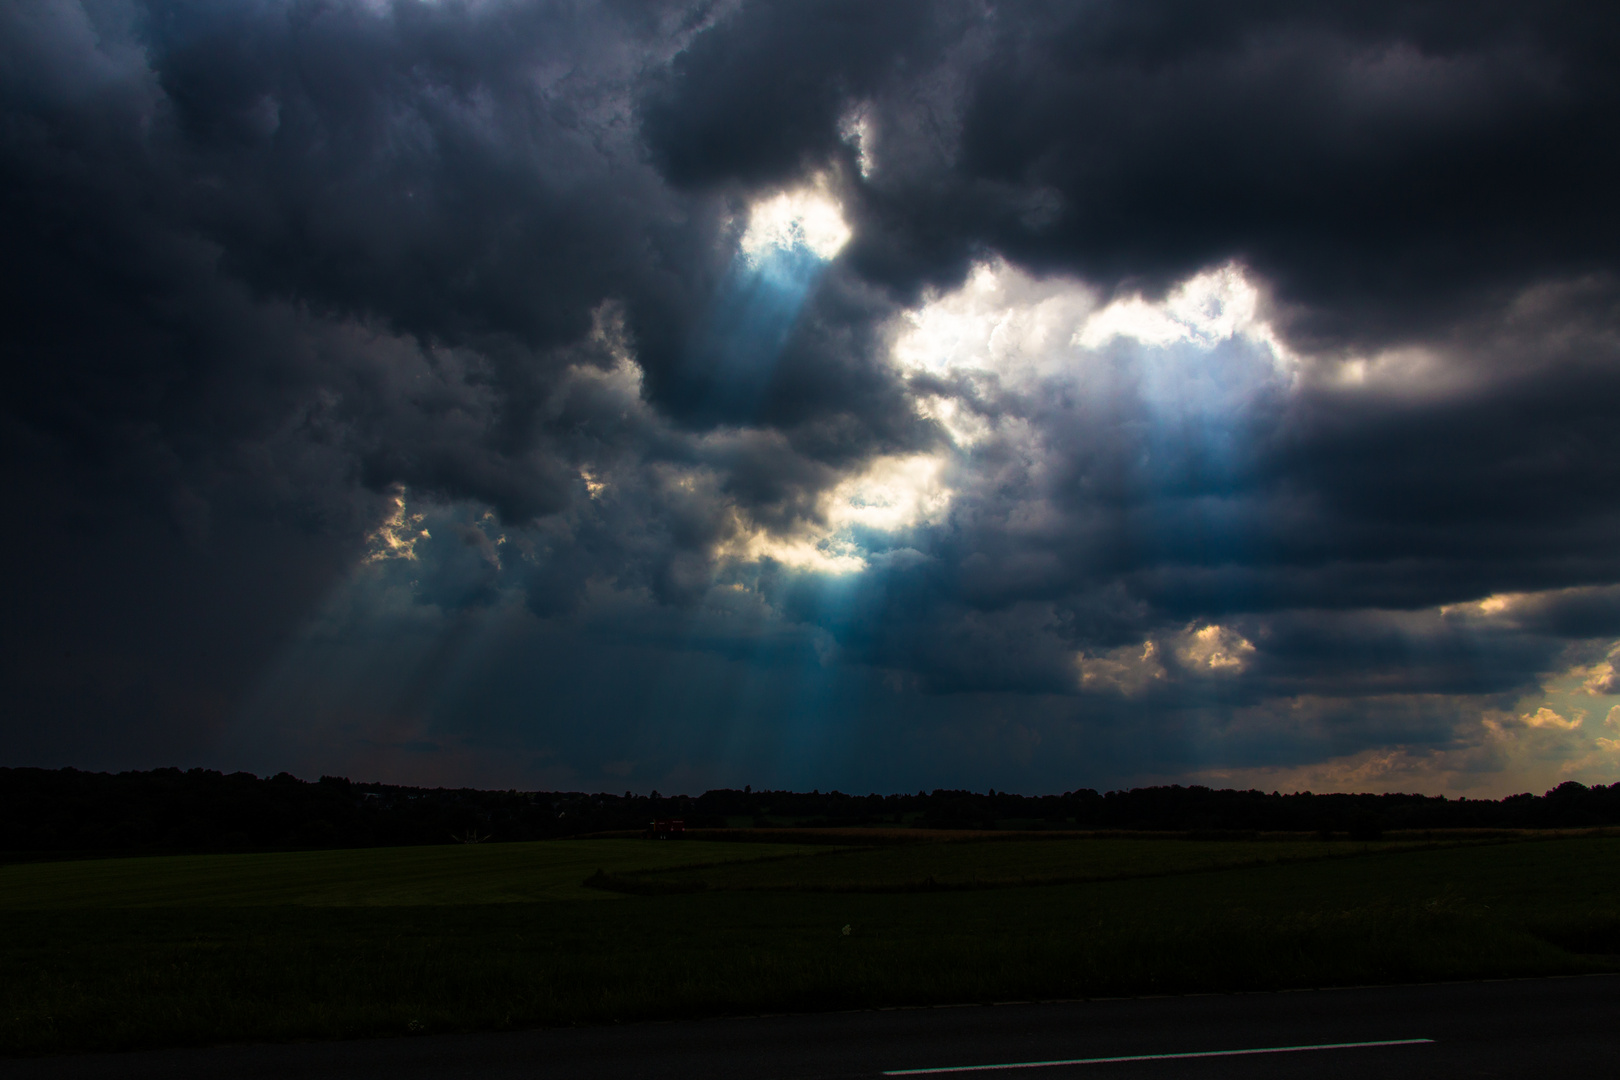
[827,453,950,532]
[728,214,1301,579]
[742,258,1304,581]
[1184,662,1620,797]
[1431,587,1620,781]
[891,260,1295,443]
[891,260,1099,447]
[716,187,959,575]
[1074,264,1295,371]
[698,185,851,416]
[739,186,851,263]
[721,527,868,575]
[1525,642,1620,719]
[896,259,1291,378]
[722,453,950,575]
[893,260,1097,380]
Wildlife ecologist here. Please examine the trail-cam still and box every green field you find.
[597,836,1453,891]
[2,833,1616,1056]
[0,839,827,908]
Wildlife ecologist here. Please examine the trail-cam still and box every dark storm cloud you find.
[1486,587,1620,639]
[638,0,965,190]
[648,1,1620,341]
[4,0,645,517]
[4,0,1619,791]
[959,2,1617,350]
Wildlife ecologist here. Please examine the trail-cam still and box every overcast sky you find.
[4,0,1619,796]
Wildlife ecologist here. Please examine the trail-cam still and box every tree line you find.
[1,766,1617,857]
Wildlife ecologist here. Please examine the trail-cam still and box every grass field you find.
[2,832,1616,1056]
[0,839,828,908]
[595,836,1457,891]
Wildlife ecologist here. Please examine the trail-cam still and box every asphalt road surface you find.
[4,975,1616,1080]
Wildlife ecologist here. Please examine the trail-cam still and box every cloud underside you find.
[3,0,1620,794]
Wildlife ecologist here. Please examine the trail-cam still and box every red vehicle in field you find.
[646,819,685,839]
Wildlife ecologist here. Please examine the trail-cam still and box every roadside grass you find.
[0,834,1615,1056]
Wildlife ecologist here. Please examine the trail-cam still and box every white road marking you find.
[882,1037,1435,1075]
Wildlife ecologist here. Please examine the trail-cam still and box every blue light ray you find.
[690,241,830,418]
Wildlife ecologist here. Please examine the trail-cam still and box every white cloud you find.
[719,527,867,575]
[1584,666,1619,696]
[1075,296,1193,349]
[364,486,429,562]
[1581,645,1620,695]
[1077,623,1257,694]
[1520,705,1583,730]
[890,259,1296,455]
[892,259,1098,380]
[824,453,951,532]
[720,452,954,575]
[1073,264,1289,365]
[839,104,875,179]
[1175,623,1257,675]
[1439,591,1522,619]
[739,186,851,261]
[1076,640,1167,696]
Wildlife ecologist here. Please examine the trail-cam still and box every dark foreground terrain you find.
[2,975,1615,1079]
[1,832,1616,1056]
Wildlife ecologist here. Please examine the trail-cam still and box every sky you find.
[4,0,1620,797]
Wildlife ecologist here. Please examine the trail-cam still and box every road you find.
[4,975,1616,1079]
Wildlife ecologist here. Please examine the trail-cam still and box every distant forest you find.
[2,767,1618,857]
